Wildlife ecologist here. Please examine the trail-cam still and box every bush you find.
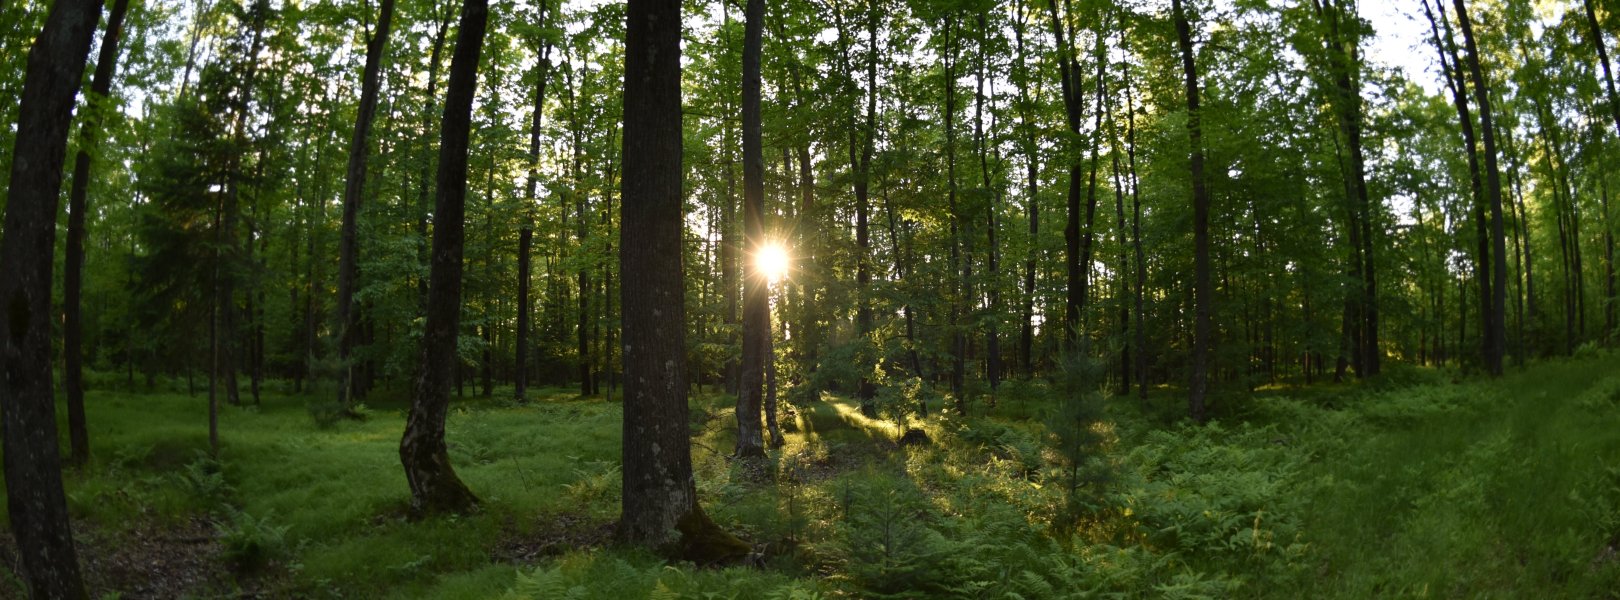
[176,451,232,507]
[214,508,289,573]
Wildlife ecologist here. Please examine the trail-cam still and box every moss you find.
[674,506,751,566]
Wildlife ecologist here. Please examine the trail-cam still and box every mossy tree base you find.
[674,507,752,565]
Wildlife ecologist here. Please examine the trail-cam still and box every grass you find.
[1,352,1618,598]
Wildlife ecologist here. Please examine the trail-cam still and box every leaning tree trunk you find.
[1172,0,1212,423]
[735,0,767,458]
[618,0,748,562]
[0,0,103,596]
[399,0,485,516]
[62,0,130,468]
[336,0,395,410]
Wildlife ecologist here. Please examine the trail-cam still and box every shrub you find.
[177,451,232,507]
[214,508,289,573]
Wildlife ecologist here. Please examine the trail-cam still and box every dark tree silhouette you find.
[399,0,486,516]
[0,0,104,596]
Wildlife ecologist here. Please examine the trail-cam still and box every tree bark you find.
[1172,0,1212,423]
[62,0,129,468]
[517,10,552,402]
[0,0,102,596]
[618,0,746,561]
[1045,0,1084,350]
[1452,0,1508,376]
[975,11,1002,391]
[399,0,486,516]
[337,0,395,410]
[735,0,767,458]
[1012,0,1038,376]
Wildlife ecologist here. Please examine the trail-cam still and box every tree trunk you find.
[62,0,129,468]
[1423,0,1491,368]
[975,12,1002,391]
[1172,0,1212,423]
[1012,0,1038,376]
[1452,0,1508,376]
[1124,54,1147,399]
[399,0,486,516]
[335,0,393,409]
[618,0,746,561]
[0,0,102,595]
[1044,0,1085,350]
[942,14,967,413]
[1587,0,1620,142]
[735,0,768,458]
[517,18,553,402]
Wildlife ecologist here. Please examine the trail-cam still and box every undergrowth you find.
[2,353,1617,598]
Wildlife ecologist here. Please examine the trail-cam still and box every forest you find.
[2,0,1620,596]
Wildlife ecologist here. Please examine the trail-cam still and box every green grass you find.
[3,354,1619,598]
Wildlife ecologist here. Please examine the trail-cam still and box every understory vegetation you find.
[5,353,1618,598]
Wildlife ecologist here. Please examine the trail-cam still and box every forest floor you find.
[3,352,1620,598]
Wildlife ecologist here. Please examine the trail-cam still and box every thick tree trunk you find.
[735,0,767,458]
[62,0,129,468]
[0,0,102,596]
[618,0,746,561]
[1172,0,1212,423]
[399,0,486,516]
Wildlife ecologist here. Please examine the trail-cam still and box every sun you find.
[755,241,791,283]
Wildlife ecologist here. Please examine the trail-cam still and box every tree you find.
[336,0,396,410]
[1452,0,1509,375]
[618,0,747,561]
[399,0,487,516]
[62,0,131,468]
[1171,0,1212,422]
[735,0,768,458]
[0,0,103,596]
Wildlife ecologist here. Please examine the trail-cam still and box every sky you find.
[1364,1,1446,96]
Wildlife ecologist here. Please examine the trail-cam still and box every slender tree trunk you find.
[1045,0,1084,350]
[1013,0,1038,376]
[942,14,967,412]
[0,0,102,595]
[415,13,451,311]
[399,0,486,516]
[975,11,1002,391]
[1587,0,1620,142]
[62,0,129,468]
[517,19,552,402]
[1172,0,1212,423]
[1124,55,1147,399]
[735,0,767,458]
[618,0,745,561]
[1423,0,1492,369]
[335,0,393,409]
[1453,0,1508,376]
